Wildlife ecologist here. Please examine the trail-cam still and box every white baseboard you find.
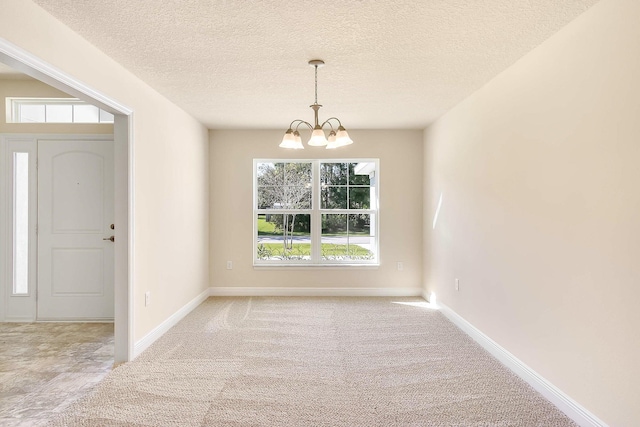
[209,286,423,297]
[133,288,210,359]
[438,303,607,427]
[3,315,35,322]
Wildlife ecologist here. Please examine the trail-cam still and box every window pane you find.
[257,185,312,209]
[350,162,375,185]
[13,153,29,295]
[321,186,347,209]
[284,162,311,185]
[74,104,100,123]
[257,163,284,209]
[285,186,312,209]
[18,104,45,123]
[348,214,375,261]
[257,162,312,209]
[99,109,115,123]
[257,214,311,261]
[322,213,348,234]
[321,214,374,261]
[321,162,375,211]
[257,162,283,186]
[349,187,370,209]
[12,99,117,124]
[257,186,277,209]
[321,163,348,185]
[46,104,73,122]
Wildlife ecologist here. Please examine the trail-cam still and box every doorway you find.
[2,135,115,322]
[0,40,133,362]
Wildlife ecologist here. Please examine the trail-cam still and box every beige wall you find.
[424,0,640,424]
[0,1,210,342]
[210,129,423,291]
[0,78,112,134]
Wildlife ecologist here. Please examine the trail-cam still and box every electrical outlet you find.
[455,279,460,292]
[397,262,404,271]
[145,291,151,306]
[226,261,233,270]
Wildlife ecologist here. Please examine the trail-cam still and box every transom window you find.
[254,159,379,265]
[6,97,114,124]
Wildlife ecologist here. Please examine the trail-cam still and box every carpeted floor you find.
[47,297,577,426]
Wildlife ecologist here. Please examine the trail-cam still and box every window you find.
[13,152,29,294]
[254,159,378,265]
[7,98,114,124]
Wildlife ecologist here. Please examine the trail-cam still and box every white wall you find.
[210,129,423,293]
[0,0,210,342]
[424,0,640,424]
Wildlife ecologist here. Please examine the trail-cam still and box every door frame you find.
[0,38,134,363]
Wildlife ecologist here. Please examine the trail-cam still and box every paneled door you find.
[37,139,114,320]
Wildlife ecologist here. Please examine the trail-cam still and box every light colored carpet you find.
[47,297,577,426]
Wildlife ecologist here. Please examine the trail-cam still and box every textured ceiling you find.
[31,0,600,130]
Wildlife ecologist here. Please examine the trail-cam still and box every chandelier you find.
[279,59,353,150]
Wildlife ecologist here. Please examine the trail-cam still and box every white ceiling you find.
[31,0,600,130]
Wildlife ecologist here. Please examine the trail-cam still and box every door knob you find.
[103,236,115,242]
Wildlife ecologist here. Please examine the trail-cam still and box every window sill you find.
[253,264,379,270]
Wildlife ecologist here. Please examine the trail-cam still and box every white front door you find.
[37,139,114,320]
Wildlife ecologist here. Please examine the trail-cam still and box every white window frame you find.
[253,159,379,267]
[1,137,38,309]
[6,97,114,124]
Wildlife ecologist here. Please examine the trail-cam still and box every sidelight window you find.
[12,152,29,295]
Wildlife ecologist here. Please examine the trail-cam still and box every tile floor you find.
[0,323,114,426]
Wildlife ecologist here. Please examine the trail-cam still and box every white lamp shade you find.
[279,130,304,149]
[308,128,328,146]
[293,132,304,149]
[335,128,353,147]
[326,131,338,149]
